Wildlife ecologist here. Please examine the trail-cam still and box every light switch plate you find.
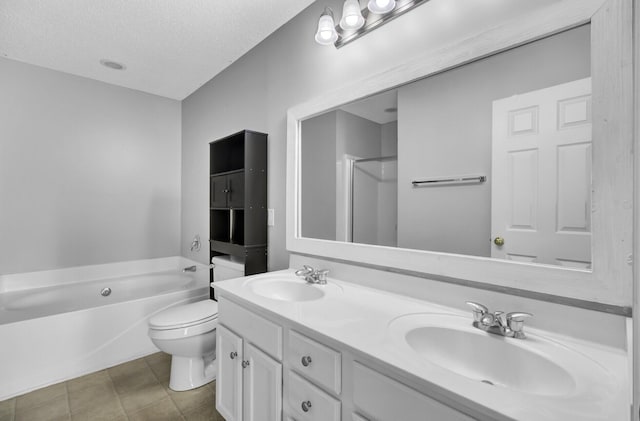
[268,209,275,226]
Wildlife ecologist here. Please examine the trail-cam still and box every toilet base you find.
[169,352,217,391]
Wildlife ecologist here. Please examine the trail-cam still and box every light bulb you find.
[319,30,333,41]
[315,8,338,45]
[345,15,359,26]
[367,0,396,14]
[340,0,365,31]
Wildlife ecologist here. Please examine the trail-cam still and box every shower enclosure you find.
[349,155,397,247]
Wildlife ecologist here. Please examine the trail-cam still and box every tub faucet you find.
[466,301,532,339]
[295,265,329,285]
[183,265,197,273]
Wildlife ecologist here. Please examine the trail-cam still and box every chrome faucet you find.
[466,301,532,339]
[294,265,329,285]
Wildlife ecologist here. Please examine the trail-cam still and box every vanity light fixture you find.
[314,0,428,48]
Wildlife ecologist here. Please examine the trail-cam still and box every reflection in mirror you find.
[301,25,592,269]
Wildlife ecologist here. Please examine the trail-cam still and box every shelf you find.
[210,169,245,177]
[209,129,268,297]
[210,209,245,244]
[210,241,267,258]
[210,132,245,174]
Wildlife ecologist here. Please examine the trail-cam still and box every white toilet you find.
[147,256,244,391]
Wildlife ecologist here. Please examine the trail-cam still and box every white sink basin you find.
[405,325,575,396]
[388,313,611,397]
[245,277,341,302]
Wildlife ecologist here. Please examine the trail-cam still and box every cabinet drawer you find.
[287,371,341,421]
[353,362,474,421]
[288,330,341,395]
[219,297,282,360]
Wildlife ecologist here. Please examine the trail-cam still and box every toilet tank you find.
[212,256,244,281]
[211,256,244,300]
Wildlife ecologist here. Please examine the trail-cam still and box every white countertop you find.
[214,269,629,421]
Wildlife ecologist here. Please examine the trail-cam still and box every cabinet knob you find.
[229,351,237,360]
[493,236,505,246]
[301,400,312,412]
[301,355,312,367]
[242,360,250,368]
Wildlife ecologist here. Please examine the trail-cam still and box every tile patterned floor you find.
[0,353,225,421]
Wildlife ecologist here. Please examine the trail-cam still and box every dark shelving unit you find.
[209,130,268,298]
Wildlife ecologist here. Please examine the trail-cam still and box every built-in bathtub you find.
[0,257,210,400]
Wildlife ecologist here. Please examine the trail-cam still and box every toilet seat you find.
[148,300,219,340]
[149,300,218,330]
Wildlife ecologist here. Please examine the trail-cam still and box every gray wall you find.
[379,121,398,247]
[301,112,337,240]
[336,110,381,160]
[0,58,182,275]
[397,25,590,256]
[180,0,481,270]
[300,110,383,243]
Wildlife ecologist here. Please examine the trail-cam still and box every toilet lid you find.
[149,300,219,330]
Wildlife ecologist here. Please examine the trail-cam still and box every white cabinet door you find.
[217,325,244,421]
[243,343,283,421]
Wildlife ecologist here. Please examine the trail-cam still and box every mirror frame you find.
[287,0,633,309]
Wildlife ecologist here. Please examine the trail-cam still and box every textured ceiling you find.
[0,0,315,99]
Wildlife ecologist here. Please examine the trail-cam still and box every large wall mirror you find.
[287,0,632,309]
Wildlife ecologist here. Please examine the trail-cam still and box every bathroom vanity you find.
[211,0,635,419]
[214,271,627,421]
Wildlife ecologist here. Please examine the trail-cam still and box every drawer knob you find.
[242,360,250,368]
[301,400,312,412]
[229,351,238,360]
[301,355,313,367]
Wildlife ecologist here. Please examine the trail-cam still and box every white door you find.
[216,325,244,421]
[243,342,282,421]
[491,78,592,268]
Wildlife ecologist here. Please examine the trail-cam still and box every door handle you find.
[493,237,505,246]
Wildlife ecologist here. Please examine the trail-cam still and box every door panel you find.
[243,343,282,421]
[211,175,229,208]
[508,149,538,230]
[227,172,245,209]
[217,325,244,421]
[556,143,591,232]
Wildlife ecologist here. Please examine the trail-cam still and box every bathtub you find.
[0,257,210,400]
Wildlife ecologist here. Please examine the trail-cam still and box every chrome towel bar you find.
[411,175,486,187]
